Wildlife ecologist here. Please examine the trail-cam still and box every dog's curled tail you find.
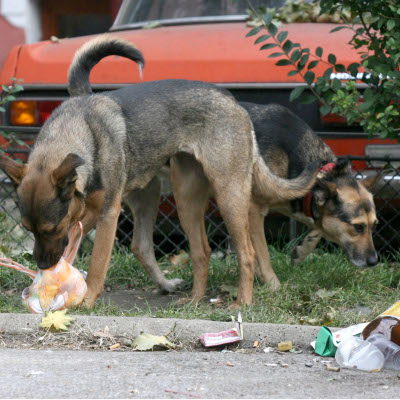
[253,158,321,203]
[68,35,145,97]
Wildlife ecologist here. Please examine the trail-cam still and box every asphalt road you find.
[0,348,398,399]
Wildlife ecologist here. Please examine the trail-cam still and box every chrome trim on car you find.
[18,82,368,91]
[0,124,367,139]
[0,126,40,134]
[111,15,248,31]
[315,131,368,139]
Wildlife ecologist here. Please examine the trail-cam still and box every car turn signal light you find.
[10,101,36,126]
[10,100,62,126]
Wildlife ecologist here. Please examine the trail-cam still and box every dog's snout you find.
[34,244,64,270]
[37,259,53,270]
[367,252,378,267]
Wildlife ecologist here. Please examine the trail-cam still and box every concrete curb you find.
[0,313,336,348]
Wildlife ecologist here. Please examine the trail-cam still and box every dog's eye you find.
[353,223,365,233]
[37,225,57,236]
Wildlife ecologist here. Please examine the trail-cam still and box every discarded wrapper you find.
[199,312,243,347]
[312,326,337,357]
[332,322,369,347]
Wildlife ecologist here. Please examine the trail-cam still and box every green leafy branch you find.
[246,0,400,140]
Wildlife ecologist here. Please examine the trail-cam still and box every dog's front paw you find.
[228,302,242,310]
[290,248,301,266]
[81,288,100,309]
[160,278,186,294]
[81,297,96,309]
[175,294,205,307]
[268,276,281,291]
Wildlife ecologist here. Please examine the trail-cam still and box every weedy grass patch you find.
[1,241,399,327]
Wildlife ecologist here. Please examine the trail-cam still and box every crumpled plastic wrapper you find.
[0,222,87,314]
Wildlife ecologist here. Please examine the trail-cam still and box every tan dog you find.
[0,36,320,307]
[125,103,382,300]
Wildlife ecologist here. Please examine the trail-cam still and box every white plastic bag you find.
[0,222,87,313]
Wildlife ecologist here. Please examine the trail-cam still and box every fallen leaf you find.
[170,250,190,266]
[94,327,113,339]
[314,288,341,299]
[300,307,336,326]
[220,284,238,298]
[39,310,74,331]
[132,333,176,351]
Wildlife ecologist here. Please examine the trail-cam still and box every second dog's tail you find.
[253,157,321,203]
[68,35,144,97]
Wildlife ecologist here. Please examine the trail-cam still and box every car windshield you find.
[114,0,286,27]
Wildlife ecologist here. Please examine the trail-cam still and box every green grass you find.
[1,242,400,327]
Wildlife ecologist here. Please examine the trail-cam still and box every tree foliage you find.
[247,0,400,140]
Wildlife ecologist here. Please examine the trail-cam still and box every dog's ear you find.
[52,153,85,199]
[360,170,386,193]
[0,152,27,186]
[312,179,337,206]
[331,158,351,176]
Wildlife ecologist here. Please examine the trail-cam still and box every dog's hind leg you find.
[216,191,255,307]
[125,177,185,293]
[170,154,212,303]
[84,196,122,307]
[291,229,322,266]
[249,203,280,291]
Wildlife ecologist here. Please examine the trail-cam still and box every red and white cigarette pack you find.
[199,312,243,347]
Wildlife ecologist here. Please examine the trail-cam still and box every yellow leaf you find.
[39,310,74,331]
[132,333,176,351]
[169,250,190,266]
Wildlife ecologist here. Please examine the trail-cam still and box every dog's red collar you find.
[303,162,336,218]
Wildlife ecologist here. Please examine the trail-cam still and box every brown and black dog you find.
[0,36,320,307]
[126,103,383,299]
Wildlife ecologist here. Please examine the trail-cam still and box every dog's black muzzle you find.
[34,235,69,270]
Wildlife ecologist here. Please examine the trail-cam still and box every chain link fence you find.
[1,140,400,260]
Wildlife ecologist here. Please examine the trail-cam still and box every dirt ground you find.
[99,287,185,311]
